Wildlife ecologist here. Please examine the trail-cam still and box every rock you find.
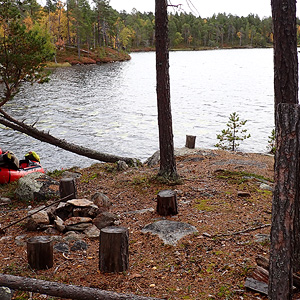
[67,199,94,207]
[15,173,59,202]
[15,173,43,201]
[259,183,273,191]
[91,192,112,210]
[15,235,27,246]
[66,223,92,232]
[117,160,128,171]
[84,225,100,239]
[123,208,154,215]
[146,148,215,166]
[54,216,66,232]
[142,220,198,246]
[73,205,100,218]
[55,202,73,220]
[70,240,88,251]
[0,286,12,300]
[0,236,13,242]
[54,242,69,253]
[43,227,60,235]
[255,234,270,244]
[93,212,118,230]
[0,197,11,206]
[63,231,83,242]
[62,171,82,179]
[145,150,160,166]
[64,217,92,226]
[49,235,63,242]
[26,206,50,231]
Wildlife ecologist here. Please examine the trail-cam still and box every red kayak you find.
[0,160,44,184]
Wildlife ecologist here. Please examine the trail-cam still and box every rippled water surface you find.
[1,49,274,171]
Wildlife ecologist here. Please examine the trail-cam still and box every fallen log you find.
[244,277,268,295]
[251,266,269,284]
[0,274,163,300]
[256,255,300,289]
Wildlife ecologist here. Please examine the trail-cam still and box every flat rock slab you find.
[142,220,198,246]
[213,159,267,169]
[67,199,93,207]
[64,217,92,226]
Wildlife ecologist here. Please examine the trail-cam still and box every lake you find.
[1,48,274,171]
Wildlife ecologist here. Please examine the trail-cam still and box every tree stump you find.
[99,226,129,273]
[185,135,196,149]
[156,190,178,216]
[59,178,77,201]
[27,236,53,270]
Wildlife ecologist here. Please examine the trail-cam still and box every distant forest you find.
[10,0,300,51]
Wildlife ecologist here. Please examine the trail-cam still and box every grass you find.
[214,169,273,184]
[194,199,215,212]
[46,61,71,68]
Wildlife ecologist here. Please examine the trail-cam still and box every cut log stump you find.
[185,135,196,149]
[99,226,129,273]
[156,190,178,216]
[27,236,53,270]
[59,178,77,201]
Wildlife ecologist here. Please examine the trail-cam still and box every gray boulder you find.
[142,220,198,246]
[0,287,12,300]
[91,192,112,211]
[15,173,59,202]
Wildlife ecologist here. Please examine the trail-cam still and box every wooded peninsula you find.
[9,0,289,65]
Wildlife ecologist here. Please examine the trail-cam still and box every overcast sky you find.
[109,0,283,19]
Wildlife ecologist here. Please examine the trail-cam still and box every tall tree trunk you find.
[269,0,299,298]
[67,1,71,45]
[269,104,300,299]
[155,0,178,179]
[272,0,298,115]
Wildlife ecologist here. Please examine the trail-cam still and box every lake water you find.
[1,48,275,171]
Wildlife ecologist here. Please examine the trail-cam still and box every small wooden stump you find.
[59,178,77,201]
[185,135,196,149]
[27,236,53,270]
[156,190,178,216]
[99,227,129,273]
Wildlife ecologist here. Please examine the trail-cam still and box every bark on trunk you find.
[155,0,177,179]
[272,0,298,116]
[0,274,162,300]
[269,104,300,299]
[0,109,135,165]
[59,178,77,200]
[27,236,53,270]
[99,226,129,273]
[156,189,178,216]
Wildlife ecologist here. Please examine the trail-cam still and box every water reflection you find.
[1,49,274,171]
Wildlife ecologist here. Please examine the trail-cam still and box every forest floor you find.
[0,148,295,300]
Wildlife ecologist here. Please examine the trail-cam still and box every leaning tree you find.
[0,0,135,165]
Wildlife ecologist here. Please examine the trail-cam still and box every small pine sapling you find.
[215,112,251,151]
[267,129,276,154]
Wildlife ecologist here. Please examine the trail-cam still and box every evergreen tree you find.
[0,0,54,106]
